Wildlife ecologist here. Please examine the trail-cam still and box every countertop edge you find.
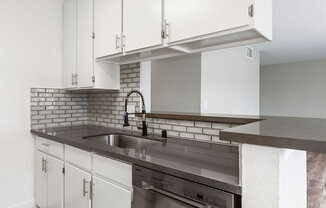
[31,129,242,195]
[137,113,262,124]
[220,128,326,153]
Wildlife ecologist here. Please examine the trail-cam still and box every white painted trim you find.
[6,200,36,208]
[140,61,152,112]
[241,144,306,208]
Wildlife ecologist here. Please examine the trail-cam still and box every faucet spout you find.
[124,90,148,136]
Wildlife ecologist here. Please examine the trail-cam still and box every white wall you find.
[0,0,63,207]
[151,54,201,113]
[201,46,260,115]
[140,61,151,112]
[260,59,326,118]
[242,144,306,208]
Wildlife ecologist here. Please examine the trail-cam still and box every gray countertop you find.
[220,116,326,153]
[31,125,241,195]
[141,111,262,124]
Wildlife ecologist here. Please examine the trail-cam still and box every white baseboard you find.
[7,200,36,208]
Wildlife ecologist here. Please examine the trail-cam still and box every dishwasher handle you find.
[142,184,208,208]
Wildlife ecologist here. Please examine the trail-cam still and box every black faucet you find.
[123,90,148,136]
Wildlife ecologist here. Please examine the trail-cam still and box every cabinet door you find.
[123,0,162,52]
[65,163,92,208]
[35,151,47,208]
[164,0,250,43]
[63,0,77,89]
[77,0,94,88]
[93,176,132,208]
[47,155,64,208]
[94,0,122,58]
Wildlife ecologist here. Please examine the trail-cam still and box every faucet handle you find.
[123,113,130,126]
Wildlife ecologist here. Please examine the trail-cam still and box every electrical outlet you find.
[127,105,136,118]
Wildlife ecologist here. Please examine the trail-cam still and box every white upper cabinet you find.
[63,0,77,89]
[164,0,250,43]
[63,0,120,90]
[77,0,94,88]
[65,0,272,65]
[123,0,162,52]
[94,0,122,58]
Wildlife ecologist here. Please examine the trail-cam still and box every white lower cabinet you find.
[93,176,132,208]
[47,155,64,208]
[36,141,133,208]
[65,163,92,208]
[35,151,47,208]
[35,150,64,208]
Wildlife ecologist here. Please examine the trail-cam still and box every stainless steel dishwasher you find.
[132,165,241,208]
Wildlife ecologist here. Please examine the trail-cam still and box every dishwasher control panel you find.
[133,165,241,208]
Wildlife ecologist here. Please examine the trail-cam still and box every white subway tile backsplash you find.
[31,62,241,145]
[195,134,211,142]
[212,123,231,129]
[165,119,179,125]
[179,120,195,127]
[172,126,187,132]
[203,129,220,136]
[180,132,195,139]
[159,124,172,130]
[167,131,179,137]
[195,121,211,128]
[187,127,203,134]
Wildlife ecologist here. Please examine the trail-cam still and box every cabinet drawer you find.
[35,137,64,159]
[93,154,132,188]
[65,145,92,171]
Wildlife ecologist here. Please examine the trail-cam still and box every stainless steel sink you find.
[83,134,164,150]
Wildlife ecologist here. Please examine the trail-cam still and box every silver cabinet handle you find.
[44,159,47,173]
[83,179,88,197]
[42,143,49,147]
[115,34,120,50]
[41,158,45,172]
[142,185,207,208]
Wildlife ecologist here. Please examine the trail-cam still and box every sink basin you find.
[83,134,164,150]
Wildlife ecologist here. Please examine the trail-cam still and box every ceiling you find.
[253,0,326,66]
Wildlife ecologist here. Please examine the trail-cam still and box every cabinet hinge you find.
[122,34,126,51]
[92,76,95,83]
[89,181,94,200]
[248,4,254,17]
[161,30,165,39]
[92,32,95,39]
[62,167,65,174]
